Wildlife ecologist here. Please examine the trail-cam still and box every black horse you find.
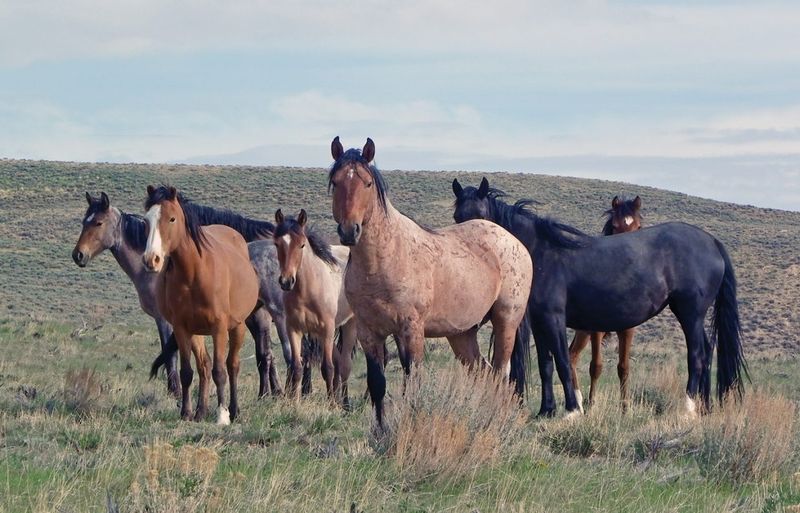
[452,177,748,416]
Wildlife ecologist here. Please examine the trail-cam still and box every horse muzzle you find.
[142,252,164,273]
[337,222,362,246]
[278,275,296,291]
[72,247,89,267]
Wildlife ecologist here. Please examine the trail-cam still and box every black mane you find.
[186,203,274,241]
[460,187,589,249]
[145,186,208,255]
[601,196,642,236]
[274,217,339,267]
[328,148,388,212]
[121,212,148,251]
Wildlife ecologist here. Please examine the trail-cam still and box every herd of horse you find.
[71,137,749,426]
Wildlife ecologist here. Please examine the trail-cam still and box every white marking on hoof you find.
[502,361,511,379]
[564,409,582,422]
[574,390,585,413]
[217,406,231,426]
[683,395,698,419]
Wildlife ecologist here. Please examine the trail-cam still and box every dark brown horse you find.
[330,138,533,426]
[568,196,642,408]
[143,185,259,424]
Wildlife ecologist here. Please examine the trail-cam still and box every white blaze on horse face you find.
[143,205,164,270]
[281,234,291,246]
[85,213,95,224]
[624,216,634,226]
[347,167,355,180]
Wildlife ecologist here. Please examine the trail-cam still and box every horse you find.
[142,185,259,424]
[273,208,358,407]
[72,191,286,398]
[568,195,642,409]
[452,177,748,416]
[329,137,533,426]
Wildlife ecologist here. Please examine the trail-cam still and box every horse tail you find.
[150,332,178,380]
[510,312,532,397]
[712,239,749,402]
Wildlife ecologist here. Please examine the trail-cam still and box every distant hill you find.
[1,158,798,356]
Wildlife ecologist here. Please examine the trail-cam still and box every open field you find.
[2,158,800,512]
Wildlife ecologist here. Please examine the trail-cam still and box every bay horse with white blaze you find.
[452,177,748,416]
[143,185,259,424]
[72,191,283,397]
[330,137,533,426]
[273,209,358,407]
[569,195,642,409]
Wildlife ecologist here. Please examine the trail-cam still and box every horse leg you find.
[320,326,336,402]
[336,320,358,410]
[285,329,304,399]
[155,317,180,397]
[588,331,604,406]
[190,335,210,421]
[301,336,315,396]
[397,321,425,395]
[246,307,273,399]
[357,322,388,427]
[445,327,482,368]
[210,327,231,424]
[532,315,580,416]
[487,316,517,382]
[616,328,634,411]
[226,323,246,423]
[673,307,708,417]
[174,330,194,420]
[274,313,293,368]
[568,330,590,406]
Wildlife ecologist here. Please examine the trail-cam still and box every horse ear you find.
[633,196,642,210]
[146,185,155,197]
[362,138,375,163]
[167,187,177,200]
[477,177,489,199]
[612,196,620,208]
[85,191,94,205]
[331,136,343,161]
[452,179,463,198]
[100,192,110,210]
[275,209,284,225]
[298,209,308,227]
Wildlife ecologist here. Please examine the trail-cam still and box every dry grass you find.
[63,367,103,417]
[124,441,222,512]
[376,363,528,483]
[694,390,797,485]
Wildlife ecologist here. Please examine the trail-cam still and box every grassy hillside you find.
[1,158,800,512]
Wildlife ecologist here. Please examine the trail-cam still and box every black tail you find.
[510,312,532,397]
[188,203,275,241]
[712,239,749,401]
[150,333,179,380]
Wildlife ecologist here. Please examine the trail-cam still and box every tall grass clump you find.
[63,367,103,417]
[375,362,528,483]
[694,390,796,485]
[124,440,222,512]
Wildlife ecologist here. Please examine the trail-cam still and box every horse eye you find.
[301,243,306,248]
[95,221,103,226]
[365,181,373,188]
[169,217,176,223]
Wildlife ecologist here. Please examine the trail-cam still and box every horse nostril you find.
[354,224,361,236]
[154,255,160,264]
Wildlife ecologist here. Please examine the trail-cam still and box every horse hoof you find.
[574,390,584,410]
[682,395,699,420]
[217,406,231,426]
[564,409,582,422]
[193,408,208,422]
[537,409,556,419]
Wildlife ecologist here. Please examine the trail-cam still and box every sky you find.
[1,1,799,210]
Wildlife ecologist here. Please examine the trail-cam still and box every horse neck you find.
[109,210,145,281]
[349,199,406,271]
[166,231,203,282]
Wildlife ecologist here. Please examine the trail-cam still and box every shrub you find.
[63,367,102,416]
[373,362,528,483]
[694,390,796,485]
